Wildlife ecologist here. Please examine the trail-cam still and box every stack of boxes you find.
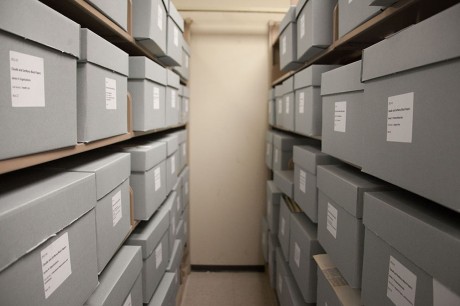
[266,2,460,305]
[0,0,191,304]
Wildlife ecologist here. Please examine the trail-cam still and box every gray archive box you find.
[293,145,339,222]
[132,0,167,56]
[361,3,460,212]
[84,245,143,306]
[314,254,362,306]
[146,272,177,306]
[269,99,275,126]
[282,76,295,131]
[182,204,190,246]
[274,170,295,199]
[296,0,336,62]
[279,6,302,72]
[159,191,179,256]
[265,130,275,169]
[159,3,184,67]
[289,213,323,303]
[338,0,382,38]
[181,86,190,124]
[180,38,191,81]
[78,29,128,142]
[278,197,302,262]
[172,175,184,215]
[175,218,185,245]
[275,84,284,128]
[317,164,389,288]
[268,234,279,289]
[276,246,290,300]
[294,65,339,137]
[267,180,282,234]
[126,206,170,304]
[0,0,79,160]
[362,191,460,306]
[129,56,167,131]
[262,217,269,263]
[47,152,132,274]
[86,0,128,30]
[170,129,187,172]
[166,239,184,274]
[161,134,179,193]
[166,70,180,127]
[321,61,364,168]
[118,141,167,221]
[180,166,189,207]
[273,132,319,171]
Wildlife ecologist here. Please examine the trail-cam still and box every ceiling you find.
[171,0,292,13]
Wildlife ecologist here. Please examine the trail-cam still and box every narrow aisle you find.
[181,272,278,306]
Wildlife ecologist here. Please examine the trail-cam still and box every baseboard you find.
[191,265,265,272]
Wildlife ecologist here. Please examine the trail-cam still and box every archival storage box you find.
[338,0,382,38]
[166,69,180,127]
[160,134,179,193]
[275,84,284,128]
[274,170,295,199]
[282,76,295,132]
[272,132,319,171]
[268,233,279,289]
[159,3,184,67]
[321,60,365,167]
[262,217,269,263]
[146,272,177,306]
[159,191,179,256]
[0,0,79,160]
[279,6,302,71]
[86,0,128,30]
[266,130,275,169]
[267,180,282,234]
[129,56,167,131]
[78,29,128,142]
[361,3,460,212]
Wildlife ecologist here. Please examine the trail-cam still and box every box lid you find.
[126,204,170,259]
[161,135,179,156]
[291,213,320,251]
[167,69,180,89]
[170,130,187,144]
[49,152,131,200]
[293,145,339,175]
[0,0,80,58]
[0,170,96,272]
[362,4,460,82]
[129,56,167,85]
[148,273,176,305]
[363,190,460,296]
[80,29,129,76]
[168,3,184,32]
[280,6,297,33]
[274,85,284,98]
[321,61,364,96]
[166,239,184,272]
[267,180,282,196]
[182,86,190,98]
[274,170,294,198]
[273,133,319,151]
[281,76,295,95]
[118,141,167,172]
[313,254,362,305]
[317,164,389,218]
[295,0,308,17]
[294,65,341,90]
[84,245,143,306]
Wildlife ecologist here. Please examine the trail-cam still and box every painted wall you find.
[175,7,286,265]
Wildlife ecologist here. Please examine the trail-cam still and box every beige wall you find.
[178,8,285,265]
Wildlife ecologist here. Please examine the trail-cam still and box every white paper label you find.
[433,279,460,306]
[171,90,176,108]
[10,51,45,107]
[171,156,176,174]
[174,27,179,47]
[299,92,305,114]
[334,101,346,132]
[278,99,282,114]
[387,92,414,143]
[155,243,163,269]
[153,86,160,110]
[387,256,417,306]
[299,169,306,193]
[327,203,338,239]
[157,5,163,30]
[278,274,283,293]
[112,190,123,227]
[41,232,72,299]
[183,143,187,157]
[281,35,287,55]
[123,293,132,306]
[285,97,290,114]
[105,78,117,110]
[294,242,301,268]
[185,182,189,195]
[274,148,279,163]
[280,217,285,236]
[300,14,306,39]
[154,167,161,191]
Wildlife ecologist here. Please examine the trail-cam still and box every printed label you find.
[41,232,72,299]
[327,203,338,239]
[123,293,132,306]
[300,14,305,39]
[153,86,160,110]
[387,256,417,306]
[324,268,348,287]
[171,90,176,108]
[285,96,290,114]
[294,242,301,268]
[387,92,414,143]
[299,169,306,193]
[155,243,163,269]
[433,279,460,306]
[157,5,163,30]
[281,35,287,55]
[174,27,179,47]
[274,148,279,163]
[280,217,285,236]
[171,155,176,174]
[299,92,305,114]
[334,101,346,132]
[105,78,117,110]
[278,99,282,114]
[10,51,45,107]
[278,274,283,293]
[154,167,161,191]
[112,190,123,227]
